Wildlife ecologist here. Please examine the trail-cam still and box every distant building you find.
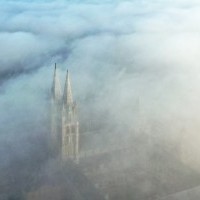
[51,64,79,162]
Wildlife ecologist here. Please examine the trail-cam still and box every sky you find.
[1,0,200,198]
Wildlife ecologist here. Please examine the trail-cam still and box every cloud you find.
[1,0,200,199]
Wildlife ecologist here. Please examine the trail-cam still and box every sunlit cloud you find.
[1,0,200,199]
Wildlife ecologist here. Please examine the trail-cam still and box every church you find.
[51,63,79,162]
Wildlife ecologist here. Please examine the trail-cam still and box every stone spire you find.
[63,70,73,106]
[61,69,79,162]
[52,63,62,102]
[51,63,62,156]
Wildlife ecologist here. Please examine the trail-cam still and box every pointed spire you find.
[63,70,73,105]
[52,63,62,101]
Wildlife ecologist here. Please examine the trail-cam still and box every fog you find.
[1,0,200,199]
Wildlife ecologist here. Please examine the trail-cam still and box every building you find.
[51,64,79,162]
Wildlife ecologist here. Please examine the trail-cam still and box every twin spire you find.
[52,63,73,105]
[51,64,79,161]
